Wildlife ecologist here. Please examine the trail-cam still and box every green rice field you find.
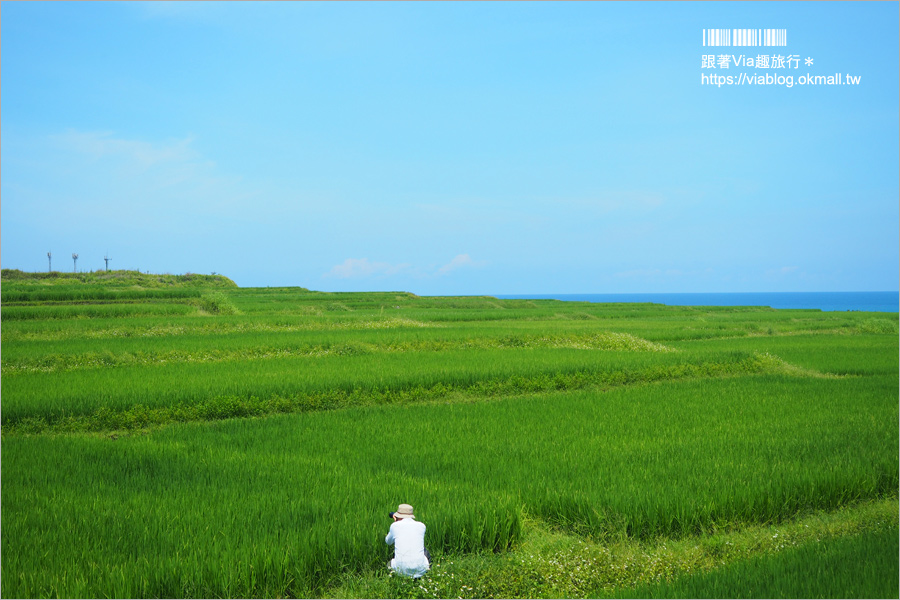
[2,270,898,598]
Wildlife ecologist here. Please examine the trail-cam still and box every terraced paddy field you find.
[2,270,898,598]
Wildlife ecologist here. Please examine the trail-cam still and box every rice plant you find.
[605,526,900,598]
[3,373,897,597]
[2,275,897,598]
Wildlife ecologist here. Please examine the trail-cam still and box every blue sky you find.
[2,1,897,294]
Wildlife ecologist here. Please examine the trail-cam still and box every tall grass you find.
[1,303,197,320]
[670,333,899,376]
[1,287,203,303]
[1,347,779,428]
[1,329,674,376]
[605,526,900,598]
[2,278,897,597]
[3,374,896,598]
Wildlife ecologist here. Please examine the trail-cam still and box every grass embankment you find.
[1,272,897,598]
[333,499,899,599]
[608,522,899,599]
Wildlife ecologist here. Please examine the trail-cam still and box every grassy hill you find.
[1,269,238,289]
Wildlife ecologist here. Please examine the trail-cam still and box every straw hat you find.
[394,504,415,519]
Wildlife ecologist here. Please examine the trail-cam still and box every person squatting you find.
[385,503,430,578]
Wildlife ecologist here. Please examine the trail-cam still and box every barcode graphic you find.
[703,29,787,47]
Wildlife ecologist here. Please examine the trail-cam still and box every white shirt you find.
[385,517,429,578]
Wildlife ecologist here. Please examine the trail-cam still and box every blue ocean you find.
[495,292,899,313]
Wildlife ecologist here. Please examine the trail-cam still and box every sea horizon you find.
[494,291,900,313]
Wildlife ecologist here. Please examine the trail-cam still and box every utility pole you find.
[48,251,52,272]
[104,253,111,272]
[72,253,79,273]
